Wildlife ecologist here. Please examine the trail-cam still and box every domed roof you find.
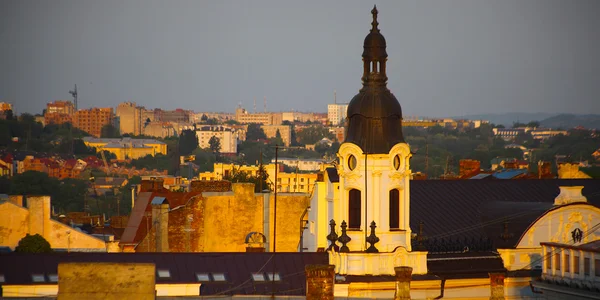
[343,6,405,154]
[362,7,387,60]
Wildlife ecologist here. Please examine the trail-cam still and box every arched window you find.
[348,189,361,229]
[389,189,400,229]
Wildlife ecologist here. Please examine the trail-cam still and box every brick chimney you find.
[489,272,505,300]
[151,198,169,252]
[394,266,412,300]
[27,196,51,238]
[305,265,334,300]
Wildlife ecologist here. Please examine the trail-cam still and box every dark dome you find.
[343,5,405,154]
[362,31,387,60]
[345,87,404,154]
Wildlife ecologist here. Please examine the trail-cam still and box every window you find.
[348,189,361,229]
[48,274,58,283]
[196,273,210,282]
[32,274,45,283]
[252,273,266,281]
[564,254,570,273]
[546,252,552,270]
[573,256,580,274]
[0,274,5,283]
[157,269,171,278]
[595,259,600,276]
[389,189,400,229]
[266,272,281,281]
[584,258,590,276]
[211,273,226,282]
[348,155,357,170]
[555,253,560,271]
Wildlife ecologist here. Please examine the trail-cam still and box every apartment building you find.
[73,108,113,137]
[44,101,75,125]
[116,102,143,136]
[261,124,292,146]
[327,103,348,126]
[195,126,238,154]
[235,107,282,125]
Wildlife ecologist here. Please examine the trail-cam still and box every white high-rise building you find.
[327,103,348,126]
[196,126,238,154]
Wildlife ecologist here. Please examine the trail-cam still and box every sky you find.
[1,0,599,117]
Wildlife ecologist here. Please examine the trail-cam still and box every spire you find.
[371,5,379,33]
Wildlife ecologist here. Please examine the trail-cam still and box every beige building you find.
[235,107,282,125]
[0,196,115,252]
[198,162,319,194]
[261,124,292,146]
[83,137,167,160]
[195,126,238,154]
[116,102,143,136]
[142,122,176,138]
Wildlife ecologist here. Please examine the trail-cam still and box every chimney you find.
[8,195,24,207]
[489,272,505,300]
[554,186,587,206]
[305,265,334,300]
[393,266,412,300]
[151,198,169,252]
[538,161,551,178]
[27,196,51,238]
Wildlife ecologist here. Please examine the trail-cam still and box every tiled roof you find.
[410,179,600,250]
[0,252,328,295]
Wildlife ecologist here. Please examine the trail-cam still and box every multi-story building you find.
[191,112,235,123]
[327,103,348,126]
[73,108,113,137]
[83,137,167,160]
[195,126,238,154]
[198,162,319,194]
[261,124,292,146]
[235,107,282,125]
[116,102,143,136]
[158,109,190,123]
[44,101,75,125]
[142,122,176,138]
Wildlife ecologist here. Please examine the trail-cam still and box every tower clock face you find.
[348,155,357,170]
[394,154,401,170]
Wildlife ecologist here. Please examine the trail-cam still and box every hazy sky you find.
[1,0,599,117]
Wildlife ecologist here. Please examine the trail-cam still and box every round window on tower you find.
[348,155,357,171]
[393,154,401,170]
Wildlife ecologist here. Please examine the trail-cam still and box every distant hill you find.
[451,113,557,127]
[539,114,600,130]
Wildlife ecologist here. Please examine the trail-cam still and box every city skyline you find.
[2,1,599,116]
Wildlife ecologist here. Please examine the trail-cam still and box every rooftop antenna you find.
[263,96,266,113]
[253,97,256,113]
[69,84,78,110]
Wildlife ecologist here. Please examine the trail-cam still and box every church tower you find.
[336,5,413,252]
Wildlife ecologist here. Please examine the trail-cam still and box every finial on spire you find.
[371,5,379,32]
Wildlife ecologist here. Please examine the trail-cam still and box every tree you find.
[15,234,52,253]
[209,136,221,154]
[296,125,334,145]
[269,129,284,146]
[101,124,120,138]
[73,139,96,155]
[246,124,267,141]
[201,114,208,121]
[526,121,540,128]
[178,129,199,155]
